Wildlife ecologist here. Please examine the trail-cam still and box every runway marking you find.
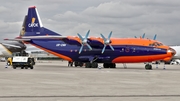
[1,95,180,98]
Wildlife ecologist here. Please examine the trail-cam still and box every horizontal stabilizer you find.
[4,38,31,41]
[4,35,68,41]
[20,35,67,39]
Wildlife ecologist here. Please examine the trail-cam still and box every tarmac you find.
[0,60,180,101]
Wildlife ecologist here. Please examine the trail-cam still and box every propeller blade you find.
[142,33,145,38]
[85,30,90,38]
[77,33,83,40]
[79,45,84,54]
[100,34,106,41]
[101,45,106,54]
[153,34,157,40]
[109,44,114,51]
[86,43,92,50]
[108,31,112,39]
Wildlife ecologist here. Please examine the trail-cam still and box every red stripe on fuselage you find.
[112,54,172,63]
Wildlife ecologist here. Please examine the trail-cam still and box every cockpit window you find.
[159,43,163,45]
[149,42,162,47]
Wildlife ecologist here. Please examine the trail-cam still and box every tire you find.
[103,63,110,68]
[145,64,152,70]
[85,62,91,68]
[74,61,79,67]
[91,62,98,68]
[110,63,116,68]
[21,67,24,69]
[13,66,16,69]
[79,62,83,67]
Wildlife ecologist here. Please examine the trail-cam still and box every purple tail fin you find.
[23,6,61,36]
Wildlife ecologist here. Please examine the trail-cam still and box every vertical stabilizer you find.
[26,6,42,32]
[24,6,60,36]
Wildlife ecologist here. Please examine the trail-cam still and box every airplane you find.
[135,34,180,65]
[4,6,176,70]
[0,41,26,57]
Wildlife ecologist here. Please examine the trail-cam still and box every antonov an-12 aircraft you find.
[5,6,176,70]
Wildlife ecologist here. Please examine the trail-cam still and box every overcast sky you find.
[1,0,180,50]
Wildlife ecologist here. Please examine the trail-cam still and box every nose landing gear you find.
[145,64,152,70]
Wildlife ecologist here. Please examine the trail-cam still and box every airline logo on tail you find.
[28,17,38,27]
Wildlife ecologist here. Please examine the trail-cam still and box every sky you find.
[0,0,180,51]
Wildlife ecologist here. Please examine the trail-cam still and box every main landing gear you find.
[85,62,116,68]
[85,56,98,68]
[103,63,116,68]
[85,62,98,68]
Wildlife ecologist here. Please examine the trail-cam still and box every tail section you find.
[26,6,42,32]
[23,6,61,36]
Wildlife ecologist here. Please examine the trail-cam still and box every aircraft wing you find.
[4,35,104,48]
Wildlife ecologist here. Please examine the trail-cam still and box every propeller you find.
[100,31,114,54]
[77,30,92,54]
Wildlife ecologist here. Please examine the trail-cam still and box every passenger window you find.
[120,48,124,52]
[125,47,130,52]
[132,48,135,52]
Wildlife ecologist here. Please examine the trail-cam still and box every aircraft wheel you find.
[103,63,109,68]
[85,62,91,68]
[21,67,24,69]
[145,64,152,70]
[79,62,84,67]
[91,62,98,68]
[111,63,116,68]
[108,63,116,68]
[74,61,78,67]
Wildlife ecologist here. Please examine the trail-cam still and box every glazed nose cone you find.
[163,48,176,62]
[168,48,176,56]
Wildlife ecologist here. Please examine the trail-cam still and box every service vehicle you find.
[7,52,35,69]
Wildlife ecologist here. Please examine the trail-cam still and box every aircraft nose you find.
[168,48,176,56]
[163,48,176,62]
